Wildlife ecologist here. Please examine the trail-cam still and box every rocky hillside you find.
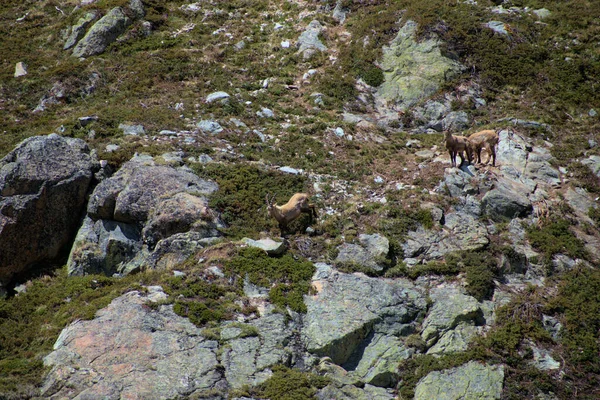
[1,0,600,399]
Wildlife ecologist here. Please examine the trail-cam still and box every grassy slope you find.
[1,0,600,398]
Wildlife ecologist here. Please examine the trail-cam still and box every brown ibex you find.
[467,129,499,166]
[265,193,317,234]
[444,131,472,168]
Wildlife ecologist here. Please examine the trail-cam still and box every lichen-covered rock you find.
[0,134,97,287]
[376,20,464,110]
[64,11,98,50]
[302,264,427,365]
[221,313,296,388]
[72,7,132,58]
[68,156,221,276]
[414,361,504,400]
[297,20,327,59]
[317,383,395,400]
[41,290,223,399]
[421,285,482,347]
[427,323,480,355]
[335,233,390,272]
[402,212,489,262]
[350,333,412,387]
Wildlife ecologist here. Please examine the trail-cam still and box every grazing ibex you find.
[467,129,499,166]
[265,193,317,234]
[444,130,472,168]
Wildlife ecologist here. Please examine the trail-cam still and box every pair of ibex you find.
[266,129,499,234]
[445,129,499,168]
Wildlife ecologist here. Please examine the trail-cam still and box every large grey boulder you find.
[0,134,97,287]
[414,361,504,400]
[335,233,390,272]
[377,20,464,110]
[41,290,223,399]
[68,156,221,276]
[302,264,427,366]
[482,177,533,221]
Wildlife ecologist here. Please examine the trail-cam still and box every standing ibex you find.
[444,131,471,168]
[467,129,499,166]
[265,193,317,234]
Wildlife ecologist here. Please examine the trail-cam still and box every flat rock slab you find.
[42,290,222,399]
[414,361,504,400]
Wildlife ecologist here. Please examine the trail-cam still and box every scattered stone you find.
[118,123,145,136]
[206,91,230,103]
[14,61,27,77]
[533,8,552,20]
[197,119,224,134]
[242,238,287,256]
[256,107,274,118]
[485,21,511,36]
[332,0,349,24]
[279,166,301,175]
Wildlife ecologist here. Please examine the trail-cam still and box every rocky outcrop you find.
[420,285,483,348]
[414,361,504,400]
[402,212,489,263]
[376,20,464,110]
[71,0,145,58]
[482,177,533,221]
[335,233,390,272]
[297,20,327,59]
[0,134,98,288]
[67,155,221,276]
[41,289,223,399]
[302,264,427,368]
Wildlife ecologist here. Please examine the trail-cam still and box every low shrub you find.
[225,247,315,313]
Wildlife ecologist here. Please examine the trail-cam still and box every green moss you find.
[225,247,315,313]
